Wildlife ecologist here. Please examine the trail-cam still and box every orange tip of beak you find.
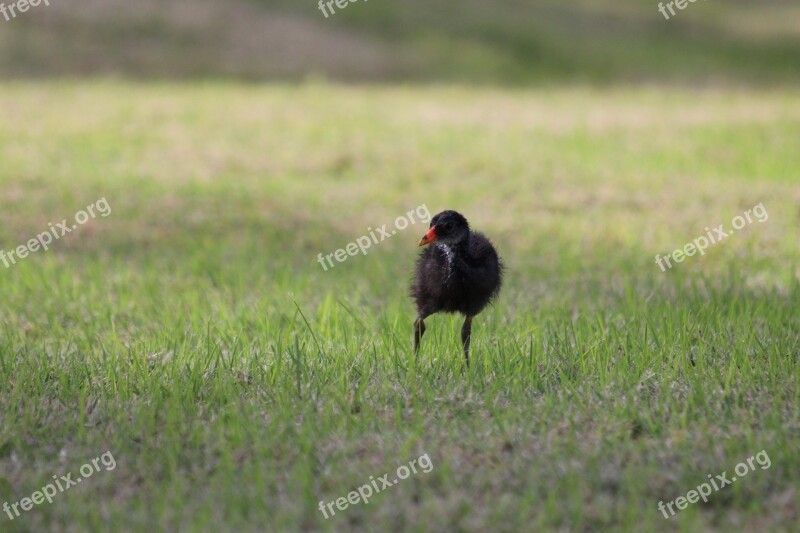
[418,226,437,247]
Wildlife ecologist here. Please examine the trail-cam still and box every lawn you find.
[0,82,798,532]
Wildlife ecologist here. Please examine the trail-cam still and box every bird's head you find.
[418,210,470,247]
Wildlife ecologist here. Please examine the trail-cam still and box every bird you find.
[410,210,503,366]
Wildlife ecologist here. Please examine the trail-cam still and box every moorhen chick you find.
[410,210,503,366]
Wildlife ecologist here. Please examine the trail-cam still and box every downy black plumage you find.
[410,210,503,365]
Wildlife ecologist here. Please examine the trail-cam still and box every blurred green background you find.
[1,0,798,84]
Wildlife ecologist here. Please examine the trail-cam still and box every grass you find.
[0,81,798,532]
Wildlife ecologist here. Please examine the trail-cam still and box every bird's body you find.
[411,235,502,317]
[410,210,503,365]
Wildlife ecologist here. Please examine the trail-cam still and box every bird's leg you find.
[461,315,473,367]
[413,316,427,354]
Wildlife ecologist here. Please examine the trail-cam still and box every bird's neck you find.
[437,240,468,263]
[435,243,452,262]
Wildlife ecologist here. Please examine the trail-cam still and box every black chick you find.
[410,210,503,365]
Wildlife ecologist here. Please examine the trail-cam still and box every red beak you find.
[418,226,437,247]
